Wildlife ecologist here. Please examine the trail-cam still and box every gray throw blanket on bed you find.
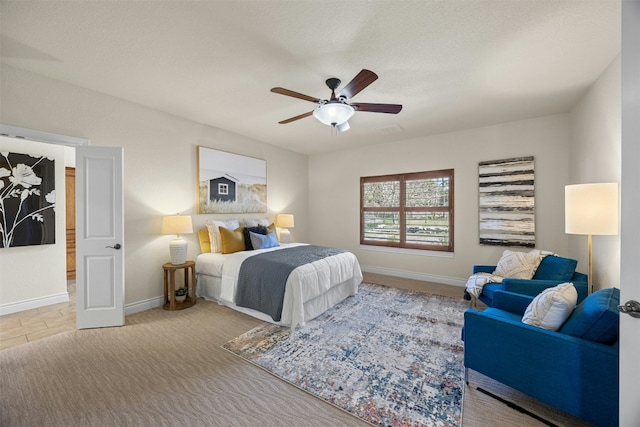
[235,245,346,321]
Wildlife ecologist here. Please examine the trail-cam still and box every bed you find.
[195,224,362,329]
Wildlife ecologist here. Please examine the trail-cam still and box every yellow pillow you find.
[267,223,279,242]
[219,226,245,254]
[198,229,212,253]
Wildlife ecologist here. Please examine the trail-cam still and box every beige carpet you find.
[0,282,590,426]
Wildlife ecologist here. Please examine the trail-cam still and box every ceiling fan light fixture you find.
[336,121,350,132]
[313,101,355,127]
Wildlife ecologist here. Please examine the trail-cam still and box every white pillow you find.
[243,218,270,227]
[205,219,240,253]
[522,283,577,331]
[494,250,543,279]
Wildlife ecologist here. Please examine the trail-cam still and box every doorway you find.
[65,167,76,280]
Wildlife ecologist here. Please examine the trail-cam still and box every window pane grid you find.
[361,169,454,252]
[363,181,400,207]
[405,212,449,246]
[405,178,449,207]
[363,212,401,243]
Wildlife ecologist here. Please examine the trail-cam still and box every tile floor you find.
[0,281,76,351]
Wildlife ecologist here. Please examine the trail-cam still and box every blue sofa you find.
[463,288,619,427]
[474,255,589,307]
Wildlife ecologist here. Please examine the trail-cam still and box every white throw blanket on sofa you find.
[465,272,504,298]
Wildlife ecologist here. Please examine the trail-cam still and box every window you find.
[360,169,454,252]
[218,183,229,195]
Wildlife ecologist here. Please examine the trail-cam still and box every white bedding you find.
[195,243,363,328]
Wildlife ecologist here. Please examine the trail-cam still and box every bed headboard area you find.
[198,218,276,254]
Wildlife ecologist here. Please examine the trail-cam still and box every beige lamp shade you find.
[276,214,295,228]
[565,183,618,235]
[162,215,193,236]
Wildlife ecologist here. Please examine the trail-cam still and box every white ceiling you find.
[0,1,621,155]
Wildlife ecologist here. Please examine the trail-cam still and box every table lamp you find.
[162,215,193,264]
[276,214,295,244]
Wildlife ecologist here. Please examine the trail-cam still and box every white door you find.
[75,146,124,329]
[620,1,640,424]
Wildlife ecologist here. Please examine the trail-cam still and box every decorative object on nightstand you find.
[565,183,619,294]
[162,261,196,310]
[162,214,193,265]
[276,213,295,243]
[175,287,188,303]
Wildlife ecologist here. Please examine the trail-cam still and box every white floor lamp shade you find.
[565,183,618,294]
[162,215,193,265]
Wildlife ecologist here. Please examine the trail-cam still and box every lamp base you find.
[169,237,188,265]
[279,229,291,244]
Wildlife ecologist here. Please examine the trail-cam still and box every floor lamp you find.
[565,183,618,294]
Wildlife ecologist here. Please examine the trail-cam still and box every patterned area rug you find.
[223,283,468,426]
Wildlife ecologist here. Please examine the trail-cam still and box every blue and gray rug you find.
[223,283,468,426]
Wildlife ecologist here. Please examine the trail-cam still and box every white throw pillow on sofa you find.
[522,282,578,331]
[494,249,543,279]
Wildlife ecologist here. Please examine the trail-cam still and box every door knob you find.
[618,300,640,318]
[106,243,122,250]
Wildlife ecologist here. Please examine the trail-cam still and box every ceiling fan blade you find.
[338,69,378,100]
[271,87,320,103]
[278,111,314,124]
[352,103,403,114]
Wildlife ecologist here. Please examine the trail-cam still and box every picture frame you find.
[197,146,267,214]
[0,151,56,248]
[478,156,535,248]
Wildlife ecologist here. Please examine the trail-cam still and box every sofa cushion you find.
[532,255,577,281]
[494,250,542,279]
[559,287,620,344]
[522,283,577,331]
[480,282,503,303]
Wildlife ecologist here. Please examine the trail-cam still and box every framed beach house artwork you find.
[197,146,267,214]
[478,156,535,248]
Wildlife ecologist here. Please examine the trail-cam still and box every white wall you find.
[0,54,622,310]
[0,136,68,312]
[308,114,572,286]
[568,55,621,290]
[0,64,308,311]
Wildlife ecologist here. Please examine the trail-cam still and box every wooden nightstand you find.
[162,261,197,310]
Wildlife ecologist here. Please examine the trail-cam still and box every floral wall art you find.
[478,156,535,248]
[0,152,56,248]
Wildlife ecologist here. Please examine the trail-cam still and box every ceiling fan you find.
[271,69,402,132]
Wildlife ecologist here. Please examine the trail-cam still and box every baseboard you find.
[360,264,466,287]
[0,292,70,316]
[124,296,164,315]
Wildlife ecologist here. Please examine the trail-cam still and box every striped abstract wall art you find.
[479,156,535,247]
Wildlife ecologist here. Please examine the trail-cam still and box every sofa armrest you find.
[473,265,495,274]
[464,309,618,426]
[491,290,533,315]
